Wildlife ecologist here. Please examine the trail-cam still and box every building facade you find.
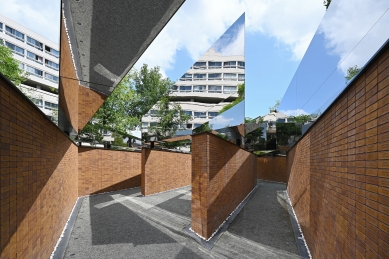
[142,49,244,132]
[0,14,59,119]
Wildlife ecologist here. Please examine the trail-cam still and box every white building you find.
[0,14,59,119]
[142,48,244,132]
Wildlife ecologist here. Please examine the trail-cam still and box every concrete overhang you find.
[63,0,184,94]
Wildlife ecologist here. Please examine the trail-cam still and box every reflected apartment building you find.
[142,48,245,132]
[0,14,59,120]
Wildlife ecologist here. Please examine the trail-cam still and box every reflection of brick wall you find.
[59,19,79,131]
[78,148,141,196]
[287,45,389,258]
[141,149,191,196]
[78,86,107,132]
[191,132,257,239]
[257,156,287,183]
[0,76,78,259]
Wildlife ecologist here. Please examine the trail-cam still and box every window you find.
[223,61,236,68]
[25,65,43,77]
[45,46,59,57]
[223,73,237,80]
[194,112,206,118]
[150,122,158,127]
[31,98,43,108]
[194,124,202,129]
[208,85,222,93]
[150,110,157,117]
[5,26,24,41]
[179,85,192,92]
[171,85,178,91]
[186,124,192,129]
[238,74,245,81]
[183,110,192,117]
[208,61,222,69]
[180,73,192,81]
[5,41,24,56]
[208,112,218,118]
[238,61,245,68]
[45,73,59,82]
[223,86,237,94]
[193,74,206,80]
[27,51,43,63]
[0,22,3,32]
[18,63,24,70]
[142,122,149,128]
[208,73,222,80]
[45,59,59,70]
[193,85,206,92]
[193,62,206,69]
[44,101,58,110]
[27,36,43,50]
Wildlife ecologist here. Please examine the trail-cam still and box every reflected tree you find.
[345,65,361,82]
[218,83,245,114]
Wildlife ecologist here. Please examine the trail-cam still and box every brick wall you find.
[257,156,287,183]
[287,43,389,258]
[191,132,257,239]
[0,75,79,258]
[78,147,141,196]
[141,149,191,196]
[78,87,106,132]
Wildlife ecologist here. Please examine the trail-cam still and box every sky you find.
[0,0,327,118]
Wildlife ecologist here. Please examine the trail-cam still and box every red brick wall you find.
[287,44,389,258]
[141,149,191,196]
[191,132,257,239]
[78,86,107,132]
[78,147,141,196]
[0,76,79,259]
[257,156,287,183]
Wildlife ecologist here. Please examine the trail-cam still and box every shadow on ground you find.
[64,182,300,258]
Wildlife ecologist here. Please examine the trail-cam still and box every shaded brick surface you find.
[191,132,257,239]
[0,76,78,259]
[257,157,287,183]
[141,149,191,196]
[78,148,141,196]
[287,45,389,258]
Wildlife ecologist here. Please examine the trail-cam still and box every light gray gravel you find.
[64,181,299,259]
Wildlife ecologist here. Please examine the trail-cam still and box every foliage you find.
[345,65,361,82]
[79,64,188,141]
[219,83,245,114]
[276,122,302,146]
[159,139,191,149]
[112,132,127,147]
[269,99,280,113]
[193,122,213,134]
[216,133,229,140]
[293,114,311,124]
[0,39,27,86]
[324,0,332,10]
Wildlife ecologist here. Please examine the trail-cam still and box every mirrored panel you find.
[277,0,389,150]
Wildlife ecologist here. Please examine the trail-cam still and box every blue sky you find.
[1,0,328,118]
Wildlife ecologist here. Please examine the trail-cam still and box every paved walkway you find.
[64,180,299,258]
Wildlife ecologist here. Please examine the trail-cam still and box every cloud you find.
[136,0,325,74]
[209,115,234,126]
[319,0,389,75]
[0,0,60,44]
[279,109,309,116]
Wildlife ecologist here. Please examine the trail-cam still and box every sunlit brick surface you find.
[287,45,389,258]
[141,149,191,196]
[191,132,257,239]
[0,76,78,259]
[257,157,287,183]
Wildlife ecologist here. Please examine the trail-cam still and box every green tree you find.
[219,83,245,114]
[345,65,361,82]
[79,64,189,141]
[0,39,27,86]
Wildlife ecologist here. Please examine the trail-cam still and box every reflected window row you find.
[31,98,58,110]
[180,73,245,81]
[18,62,59,82]
[4,40,59,70]
[144,110,218,119]
[0,22,59,57]
[142,122,205,130]
[191,61,244,69]
[172,84,238,94]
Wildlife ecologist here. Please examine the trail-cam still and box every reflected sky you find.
[209,101,245,131]
[279,0,389,116]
